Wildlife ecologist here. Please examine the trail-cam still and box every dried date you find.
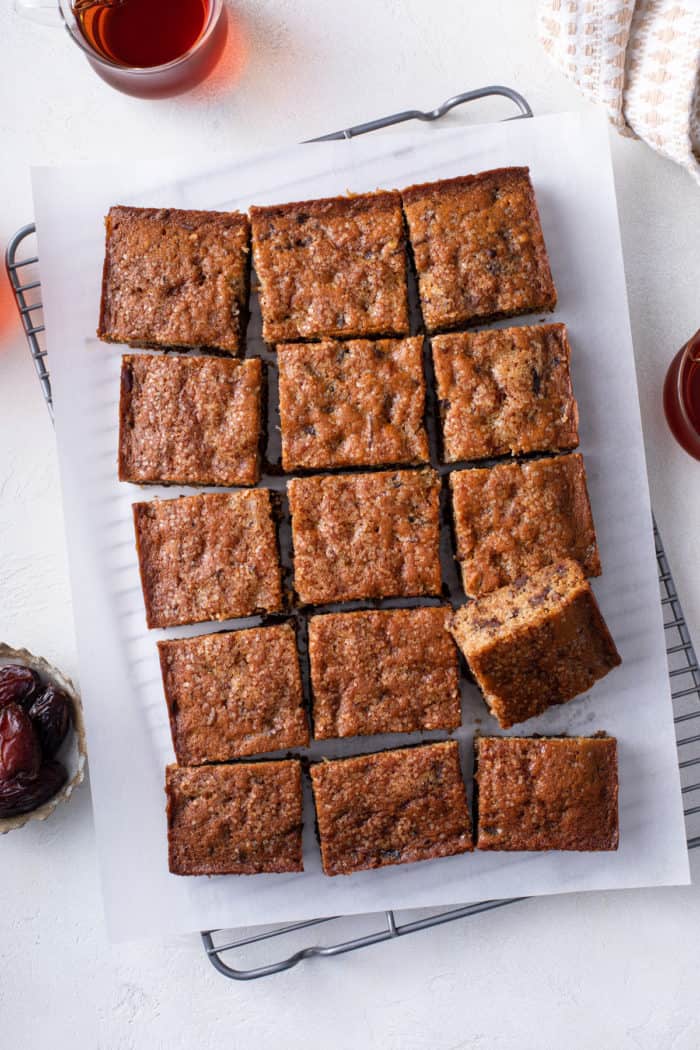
[28,685,72,758]
[0,703,41,779]
[0,760,67,818]
[0,665,40,710]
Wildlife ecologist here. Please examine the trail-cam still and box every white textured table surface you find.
[1,2,699,1047]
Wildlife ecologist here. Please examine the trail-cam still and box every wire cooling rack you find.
[6,85,699,982]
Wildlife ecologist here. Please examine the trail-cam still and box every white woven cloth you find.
[538,0,700,184]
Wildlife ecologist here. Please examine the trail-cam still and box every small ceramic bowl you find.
[0,643,87,834]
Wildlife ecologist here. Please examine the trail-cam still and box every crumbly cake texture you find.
[450,559,621,729]
[402,168,557,331]
[133,490,282,629]
[450,453,601,597]
[277,337,429,471]
[118,354,263,487]
[475,735,619,851]
[98,206,250,354]
[432,323,579,462]
[308,607,460,739]
[310,741,473,875]
[158,623,308,764]
[250,192,410,343]
[287,469,442,605]
[166,760,304,875]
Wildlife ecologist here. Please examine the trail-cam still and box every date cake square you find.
[450,453,600,597]
[133,490,282,629]
[166,760,304,875]
[450,559,621,729]
[250,191,410,343]
[308,606,460,739]
[277,337,429,471]
[119,354,263,487]
[402,167,557,332]
[310,741,473,875]
[432,323,579,462]
[287,469,442,605]
[158,622,308,764]
[475,735,619,851]
[98,206,250,354]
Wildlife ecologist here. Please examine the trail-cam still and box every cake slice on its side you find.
[450,559,621,728]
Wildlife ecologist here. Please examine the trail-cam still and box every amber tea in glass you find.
[663,329,700,461]
[76,0,209,69]
[15,0,226,98]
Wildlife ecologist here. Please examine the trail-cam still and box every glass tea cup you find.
[663,328,700,461]
[15,0,226,98]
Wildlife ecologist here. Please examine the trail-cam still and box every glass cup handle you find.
[14,0,65,26]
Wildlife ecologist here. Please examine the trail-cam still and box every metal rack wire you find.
[6,223,52,420]
[6,85,698,982]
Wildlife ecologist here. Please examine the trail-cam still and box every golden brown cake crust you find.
[250,192,409,342]
[450,453,601,597]
[308,607,460,739]
[98,206,250,354]
[450,559,621,728]
[118,354,262,487]
[310,741,473,875]
[133,490,282,629]
[277,337,429,471]
[288,469,442,605]
[432,324,579,462]
[166,760,303,875]
[158,623,308,764]
[475,735,619,851]
[402,168,557,331]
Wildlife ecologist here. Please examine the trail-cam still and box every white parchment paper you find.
[31,111,689,942]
